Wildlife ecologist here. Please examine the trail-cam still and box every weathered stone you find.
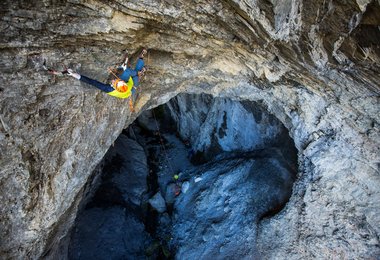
[172,152,295,259]
[107,135,149,206]
[181,181,190,194]
[148,192,167,213]
[68,207,151,260]
[67,134,152,259]
[166,93,294,162]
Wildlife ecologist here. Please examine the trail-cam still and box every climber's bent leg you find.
[80,75,114,93]
[135,58,145,72]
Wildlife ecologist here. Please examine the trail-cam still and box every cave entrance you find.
[68,93,298,259]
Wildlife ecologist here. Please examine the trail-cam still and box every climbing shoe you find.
[139,48,147,58]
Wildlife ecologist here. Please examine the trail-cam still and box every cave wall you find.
[0,0,379,259]
[166,93,293,161]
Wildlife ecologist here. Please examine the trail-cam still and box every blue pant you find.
[120,68,136,81]
[80,75,114,93]
[135,58,145,71]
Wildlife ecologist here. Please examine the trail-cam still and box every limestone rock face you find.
[68,135,151,260]
[172,152,295,259]
[105,135,149,207]
[166,93,294,161]
[0,0,379,259]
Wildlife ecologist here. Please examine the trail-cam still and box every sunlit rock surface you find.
[0,0,379,259]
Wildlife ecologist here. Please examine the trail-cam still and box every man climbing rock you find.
[119,48,147,95]
[66,48,147,99]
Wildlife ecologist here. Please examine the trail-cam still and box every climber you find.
[66,48,147,99]
[118,49,147,94]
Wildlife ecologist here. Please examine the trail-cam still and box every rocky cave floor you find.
[67,106,297,259]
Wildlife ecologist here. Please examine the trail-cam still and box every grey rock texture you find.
[0,0,379,259]
[106,135,149,207]
[149,192,167,214]
[121,108,295,259]
[68,134,151,259]
[69,207,151,260]
[172,152,295,260]
[153,98,296,258]
[167,93,294,161]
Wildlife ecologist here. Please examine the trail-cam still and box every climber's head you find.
[112,79,128,92]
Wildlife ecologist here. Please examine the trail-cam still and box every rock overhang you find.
[0,0,379,259]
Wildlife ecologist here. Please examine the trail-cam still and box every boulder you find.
[172,153,295,259]
[149,192,167,213]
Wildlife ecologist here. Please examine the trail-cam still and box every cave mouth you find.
[68,93,298,259]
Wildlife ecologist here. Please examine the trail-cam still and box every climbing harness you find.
[107,67,135,110]
[152,110,183,197]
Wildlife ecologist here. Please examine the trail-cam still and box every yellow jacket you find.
[107,77,134,99]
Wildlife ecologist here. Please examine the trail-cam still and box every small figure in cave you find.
[66,48,147,100]
[173,173,182,196]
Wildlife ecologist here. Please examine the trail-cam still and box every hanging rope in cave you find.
[152,109,176,176]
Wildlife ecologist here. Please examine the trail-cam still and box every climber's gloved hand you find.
[67,69,81,80]
[121,54,129,70]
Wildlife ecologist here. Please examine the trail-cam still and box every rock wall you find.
[78,105,296,259]
[0,0,379,259]
[68,135,151,260]
[166,93,296,162]
[172,152,295,259]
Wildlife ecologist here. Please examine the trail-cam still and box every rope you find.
[107,67,121,80]
[152,109,175,175]
[130,124,139,141]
